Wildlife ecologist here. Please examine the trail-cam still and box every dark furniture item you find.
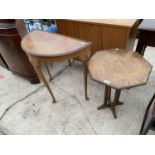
[86,49,152,118]
[0,54,8,68]
[0,19,39,84]
[136,19,155,56]
[140,93,155,135]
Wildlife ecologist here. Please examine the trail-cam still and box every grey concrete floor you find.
[0,47,155,135]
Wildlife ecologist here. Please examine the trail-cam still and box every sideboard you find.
[56,19,140,53]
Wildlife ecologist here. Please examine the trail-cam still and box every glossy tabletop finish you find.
[21,29,92,103]
[88,49,152,89]
[21,30,91,57]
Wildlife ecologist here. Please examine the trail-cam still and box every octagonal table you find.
[86,48,152,118]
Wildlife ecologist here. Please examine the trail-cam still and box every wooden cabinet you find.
[0,54,8,68]
[0,19,39,84]
[136,19,155,55]
[56,19,140,53]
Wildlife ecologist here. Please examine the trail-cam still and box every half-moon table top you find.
[88,49,153,89]
[21,30,91,57]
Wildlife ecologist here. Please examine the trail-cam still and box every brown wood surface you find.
[16,19,28,38]
[88,49,152,89]
[21,30,91,57]
[56,19,140,53]
[138,19,155,31]
[0,19,39,84]
[65,19,138,28]
[21,30,92,102]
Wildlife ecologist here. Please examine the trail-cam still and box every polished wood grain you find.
[56,19,140,53]
[88,49,152,89]
[86,48,152,118]
[21,30,92,102]
[21,30,91,57]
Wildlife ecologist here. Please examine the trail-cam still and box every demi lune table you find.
[21,30,92,103]
[86,48,152,118]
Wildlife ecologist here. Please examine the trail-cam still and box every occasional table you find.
[86,49,152,118]
[21,30,92,103]
[136,19,155,56]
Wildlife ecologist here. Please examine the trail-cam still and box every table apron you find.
[27,47,91,63]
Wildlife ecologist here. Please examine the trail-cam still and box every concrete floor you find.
[0,47,155,135]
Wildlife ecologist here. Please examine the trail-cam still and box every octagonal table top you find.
[88,49,153,89]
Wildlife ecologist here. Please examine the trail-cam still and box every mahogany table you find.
[21,30,92,103]
[86,48,152,118]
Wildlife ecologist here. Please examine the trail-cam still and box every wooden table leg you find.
[44,62,52,80]
[114,89,124,105]
[98,86,111,109]
[84,63,89,100]
[68,59,72,66]
[111,89,123,119]
[107,86,111,102]
[111,89,119,118]
[98,87,123,119]
[32,61,56,103]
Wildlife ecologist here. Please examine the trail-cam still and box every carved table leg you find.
[44,62,52,80]
[84,62,89,100]
[32,60,56,103]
